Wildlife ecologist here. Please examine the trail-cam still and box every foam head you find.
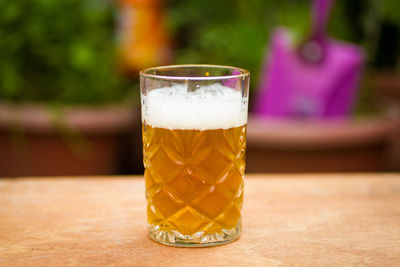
[141,84,248,130]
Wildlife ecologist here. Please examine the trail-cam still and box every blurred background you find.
[0,0,399,176]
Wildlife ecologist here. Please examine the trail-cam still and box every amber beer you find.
[140,65,249,247]
[143,123,246,244]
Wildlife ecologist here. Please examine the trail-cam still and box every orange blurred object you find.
[117,0,171,74]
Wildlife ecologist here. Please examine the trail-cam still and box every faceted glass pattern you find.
[143,124,246,246]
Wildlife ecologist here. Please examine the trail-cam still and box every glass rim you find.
[140,64,250,81]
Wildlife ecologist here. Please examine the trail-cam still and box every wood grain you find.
[0,174,399,266]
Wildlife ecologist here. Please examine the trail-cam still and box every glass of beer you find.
[140,65,249,247]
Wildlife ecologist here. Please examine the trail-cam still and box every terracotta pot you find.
[372,71,400,101]
[246,107,400,172]
[371,72,400,170]
[0,102,142,177]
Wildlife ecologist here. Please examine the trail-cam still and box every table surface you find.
[1,174,400,266]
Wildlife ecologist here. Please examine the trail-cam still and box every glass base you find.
[148,221,241,247]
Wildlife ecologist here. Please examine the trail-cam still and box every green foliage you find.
[382,0,400,26]
[1,0,399,105]
[327,0,398,66]
[166,0,400,90]
[0,0,133,104]
[166,0,311,90]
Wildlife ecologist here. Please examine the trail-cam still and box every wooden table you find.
[1,174,400,266]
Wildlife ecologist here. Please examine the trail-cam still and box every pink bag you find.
[253,0,364,118]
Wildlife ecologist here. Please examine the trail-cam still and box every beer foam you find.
[141,84,248,130]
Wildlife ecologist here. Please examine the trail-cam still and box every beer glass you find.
[140,65,249,247]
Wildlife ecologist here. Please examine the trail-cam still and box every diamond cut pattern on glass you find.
[191,148,232,184]
[215,165,243,199]
[150,149,184,183]
[191,186,231,219]
[172,129,207,157]
[143,124,246,238]
[144,171,162,199]
[168,169,209,202]
[214,203,241,229]
[151,189,185,218]
[147,204,164,224]
[168,206,209,235]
